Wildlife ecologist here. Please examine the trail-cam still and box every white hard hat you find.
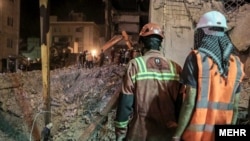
[196,11,227,30]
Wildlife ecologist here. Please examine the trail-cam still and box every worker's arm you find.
[231,91,240,124]
[174,84,184,122]
[114,61,136,141]
[172,85,196,141]
[114,93,134,141]
[172,52,198,141]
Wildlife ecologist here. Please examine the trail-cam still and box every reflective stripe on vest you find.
[196,52,235,110]
[132,57,179,83]
[187,124,214,132]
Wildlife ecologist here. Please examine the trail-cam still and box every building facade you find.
[103,0,149,51]
[0,0,20,72]
[21,37,40,60]
[50,16,100,55]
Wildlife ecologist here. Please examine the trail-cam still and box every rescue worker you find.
[79,52,84,68]
[172,11,245,141]
[86,51,94,69]
[124,49,130,64]
[111,47,116,63]
[82,50,87,68]
[114,23,183,141]
[99,49,105,67]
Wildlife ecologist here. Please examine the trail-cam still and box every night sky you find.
[20,0,105,40]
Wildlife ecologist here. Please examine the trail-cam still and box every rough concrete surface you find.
[0,64,126,141]
[229,4,250,52]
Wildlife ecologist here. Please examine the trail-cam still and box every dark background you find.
[20,0,105,40]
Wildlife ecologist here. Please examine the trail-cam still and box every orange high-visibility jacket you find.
[182,50,245,141]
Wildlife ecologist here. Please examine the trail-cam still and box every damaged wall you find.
[149,0,250,76]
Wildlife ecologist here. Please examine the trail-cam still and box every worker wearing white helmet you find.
[172,10,245,141]
[196,10,228,30]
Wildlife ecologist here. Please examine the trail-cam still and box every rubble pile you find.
[0,64,126,141]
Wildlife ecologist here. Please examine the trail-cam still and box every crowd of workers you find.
[78,50,94,69]
[114,10,245,141]
[112,47,142,66]
[77,46,142,69]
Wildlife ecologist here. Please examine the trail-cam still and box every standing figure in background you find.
[124,49,130,64]
[118,48,126,66]
[82,50,87,68]
[86,51,94,69]
[114,23,183,141]
[118,49,123,65]
[172,11,245,141]
[99,49,105,67]
[79,52,83,68]
[77,52,82,69]
[111,47,116,63]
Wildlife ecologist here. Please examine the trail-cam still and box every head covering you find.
[195,11,236,77]
[195,28,234,77]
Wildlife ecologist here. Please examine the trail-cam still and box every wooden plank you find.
[39,0,51,126]
[78,86,121,140]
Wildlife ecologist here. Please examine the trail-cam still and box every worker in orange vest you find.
[172,10,245,141]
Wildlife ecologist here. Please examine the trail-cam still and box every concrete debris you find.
[0,64,126,141]
[229,4,250,52]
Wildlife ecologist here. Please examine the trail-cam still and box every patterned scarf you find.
[194,28,234,77]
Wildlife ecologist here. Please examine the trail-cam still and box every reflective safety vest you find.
[182,50,245,141]
[132,56,180,83]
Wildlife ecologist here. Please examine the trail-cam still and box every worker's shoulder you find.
[168,59,182,68]
[230,53,240,58]
[229,54,244,65]
[129,58,139,64]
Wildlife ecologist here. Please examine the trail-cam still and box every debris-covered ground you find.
[0,63,126,141]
